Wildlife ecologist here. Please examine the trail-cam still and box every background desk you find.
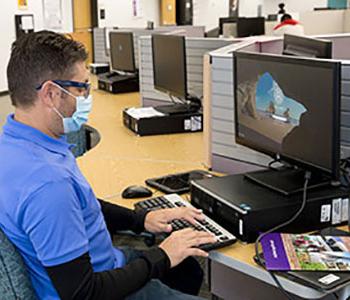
[78,82,205,205]
[78,79,350,300]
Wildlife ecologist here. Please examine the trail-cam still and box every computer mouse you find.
[121,185,153,199]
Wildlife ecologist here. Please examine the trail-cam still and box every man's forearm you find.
[46,248,170,300]
[98,199,148,234]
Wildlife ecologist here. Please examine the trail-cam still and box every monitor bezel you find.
[152,34,188,100]
[219,17,237,35]
[233,51,341,180]
[109,31,136,73]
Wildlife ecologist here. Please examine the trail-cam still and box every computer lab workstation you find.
[4,1,350,299]
[78,14,350,298]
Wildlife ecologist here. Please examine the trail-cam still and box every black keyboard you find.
[145,170,214,194]
[134,194,236,251]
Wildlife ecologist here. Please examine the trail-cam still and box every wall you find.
[0,1,73,92]
[239,0,263,17]
[262,0,327,16]
[192,0,229,30]
[98,0,160,28]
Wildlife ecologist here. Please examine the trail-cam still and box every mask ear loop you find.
[45,82,70,120]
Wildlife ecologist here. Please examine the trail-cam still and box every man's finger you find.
[185,248,209,258]
[187,236,217,247]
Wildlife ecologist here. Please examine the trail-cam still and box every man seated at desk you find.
[0,31,216,300]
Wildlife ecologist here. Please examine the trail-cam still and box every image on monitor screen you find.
[234,52,340,177]
[109,31,136,73]
[152,34,187,99]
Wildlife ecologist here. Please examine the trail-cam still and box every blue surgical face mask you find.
[52,85,93,134]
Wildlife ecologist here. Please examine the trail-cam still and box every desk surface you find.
[78,80,205,209]
[79,79,347,298]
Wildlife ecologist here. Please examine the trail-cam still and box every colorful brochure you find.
[261,233,350,271]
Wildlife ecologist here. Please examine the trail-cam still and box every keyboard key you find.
[134,194,237,250]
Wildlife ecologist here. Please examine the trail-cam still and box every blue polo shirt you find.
[0,114,125,299]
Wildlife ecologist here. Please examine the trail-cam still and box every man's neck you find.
[14,109,59,139]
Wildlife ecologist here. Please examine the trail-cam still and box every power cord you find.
[254,170,311,300]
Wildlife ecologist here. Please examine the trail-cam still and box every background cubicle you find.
[206,34,350,174]
[92,26,205,65]
[138,36,234,107]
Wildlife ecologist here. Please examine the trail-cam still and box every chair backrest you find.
[66,125,87,157]
[0,229,37,300]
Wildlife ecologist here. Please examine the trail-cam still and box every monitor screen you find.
[237,17,265,38]
[234,52,341,178]
[109,32,136,73]
[283,34,332,59]
[152,34,187,99]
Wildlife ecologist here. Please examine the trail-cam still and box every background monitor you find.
[219,17,237,35]
[234,51,341,179]
[109,31,136,73]
[236,17,265,38]
[283,34,333,59]
[152,34,187,99]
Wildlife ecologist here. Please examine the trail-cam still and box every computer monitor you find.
[152,34,187,99]
[234,51,341,195]
[236,17,265,38]
[109,31,136,73]
[219,17,237,35]
[283,34,333,59]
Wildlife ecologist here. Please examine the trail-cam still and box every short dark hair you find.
[281,14,292,22]
[7,30,88,108]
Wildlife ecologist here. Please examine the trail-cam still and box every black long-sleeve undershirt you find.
[98,198,147,235]
[45,199,171,300]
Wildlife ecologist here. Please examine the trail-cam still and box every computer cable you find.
[254,171,311,300]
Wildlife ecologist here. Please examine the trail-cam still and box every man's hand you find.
[144,207,205,233]
[159,228,217,267]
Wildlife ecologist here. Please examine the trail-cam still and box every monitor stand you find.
[244,168,331,196]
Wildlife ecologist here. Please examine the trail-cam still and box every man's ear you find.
[38,81,60,108]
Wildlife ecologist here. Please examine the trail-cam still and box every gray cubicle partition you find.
[209,41,271,174]
[93,28,110,64]
[139,37,234,107]
[92,26,205,65]
[209,35,350,174]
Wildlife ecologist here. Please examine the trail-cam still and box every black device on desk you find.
[122,185,153,199]
[123,34,203,136]
[145,170,214,194]
[134,194,237,251]
[152,34,201,115]
[190,52,343,243]
[191,174,349,243]
[98,31,139,94]
[234,51,341,195]
[236,17,265,38]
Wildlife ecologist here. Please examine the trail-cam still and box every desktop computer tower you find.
[98,73,139,94]
[191,174,349,243]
